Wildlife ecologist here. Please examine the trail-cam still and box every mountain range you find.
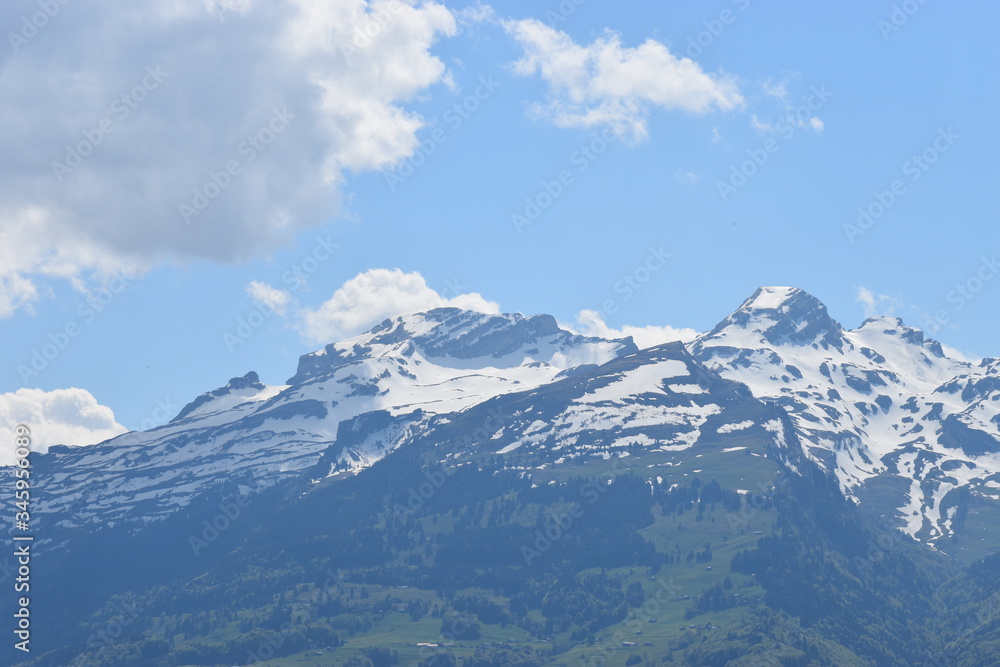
[23,286,1000,560]
[7,286,1000,666]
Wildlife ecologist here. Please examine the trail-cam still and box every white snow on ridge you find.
[181,383,288,421]
[575,360,688,403]
[745,286,799,311]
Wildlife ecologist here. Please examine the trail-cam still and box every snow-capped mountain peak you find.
[290,308,635,385]
[691,287,999,549]
[699,286,844,350]
[172,371,281,423]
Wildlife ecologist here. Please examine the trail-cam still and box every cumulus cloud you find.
[572,309,698,349]
[503,19,743,143]
[300,268,500,343]
[248,280,292,316]
[856,287,902,318]
[0,388,126,465]
[0,0,458,316]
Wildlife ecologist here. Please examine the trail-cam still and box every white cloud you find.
[762,79,789,100]
[856,288,981,361]
[0,388,126,465]
[456,3,497,24]
[300,268,500,343]
[0,0,458,316]
[247,281,292,316]
[572,309,698,349]
[0,269,39,319]
[751,77,825,135]
[856,287,902,318]
[503,19,744,143]
[856,287,877,315]
[939,343,980,364]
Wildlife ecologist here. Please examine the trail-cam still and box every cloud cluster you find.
[1,3,765,317]
[0,388,126,465]
[0,0,457,315]
[247,268,500,344]
[299,268,501,342]
[504,19,744,143]
[856,286,902,318]
[251,267,702,349]
[247,280,292,316]
[749,78,826,135]
[572,309,699,349]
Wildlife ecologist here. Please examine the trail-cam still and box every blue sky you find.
[1,0,998,444]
